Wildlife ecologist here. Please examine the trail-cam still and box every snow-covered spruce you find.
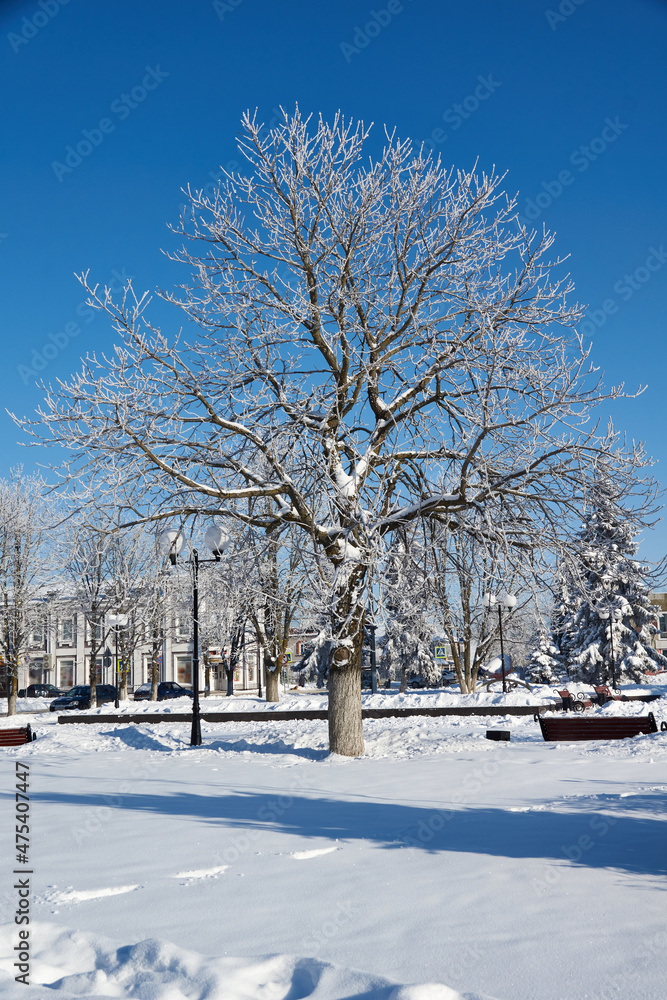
[525,630,565,685]
[559,468,667,684]
[379,534,439,690]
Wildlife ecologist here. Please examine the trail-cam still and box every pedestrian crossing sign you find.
[434,645,447,659]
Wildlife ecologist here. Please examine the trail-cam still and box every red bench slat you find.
[536,712,659,742]
[0,725,35,746]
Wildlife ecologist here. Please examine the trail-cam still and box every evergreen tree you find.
[562,469,666,684]
[379,533,439,690]
[525,629,565,684]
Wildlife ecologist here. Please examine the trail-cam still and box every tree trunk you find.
[399,665,407,693]
[7,669,17,716]
[328,663,364,756]
[150,648,159,701]
[266,666,280,702]
[89,651,98,708]
[325,561,367,756]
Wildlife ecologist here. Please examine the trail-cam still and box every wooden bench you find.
[593,685,626,705]
[0,725,36,747]
[555,689,594,713]
[535,711,663,742]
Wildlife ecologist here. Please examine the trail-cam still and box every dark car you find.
[49,684,117,712]
[133,681,194,701]
[18,684,62,698]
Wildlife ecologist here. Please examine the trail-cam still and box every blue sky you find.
[1,0,666,558]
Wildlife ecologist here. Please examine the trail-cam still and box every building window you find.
[175,655,192,685]
[59,617,75,646]
[174,617,190,640]
[28,657,43,683]
[29,624,44,648]
[659,614,667,636]
[58,658,74,689]
[85,620,103,647]
[85,656,103,682]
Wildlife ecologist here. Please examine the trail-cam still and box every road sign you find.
[434,645,448,659]
[283,651,293,664]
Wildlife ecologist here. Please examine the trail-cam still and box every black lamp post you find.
[106,613,128,709]
[482,591,517,694]
[158,526,230,747]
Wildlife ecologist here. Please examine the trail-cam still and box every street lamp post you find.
[158,525,230,747]
[482,591,518,694]
[106,613,128,709]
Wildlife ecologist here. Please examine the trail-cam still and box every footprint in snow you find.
[291,847,339,860]
[44,885,140,905]
[171,864,228,883]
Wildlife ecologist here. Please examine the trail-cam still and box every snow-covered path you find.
[1,705,666,999]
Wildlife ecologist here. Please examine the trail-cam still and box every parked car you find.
[18,684,62,698]
[133,681,194,701]
[407,675,435,689]
[406,670,456,689]
[49,684,117,712]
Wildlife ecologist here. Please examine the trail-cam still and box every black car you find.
[18,684,62,698]
[49,684,117,712]
[133,681,194,701]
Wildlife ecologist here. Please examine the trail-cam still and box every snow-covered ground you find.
[1,690,666,999]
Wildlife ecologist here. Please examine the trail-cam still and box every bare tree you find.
[0,471,54,715]
[61,516,117,708]
[21,109,641,754]
[246,511,310,702]
[196,537,252,696]
[108,527,178,700]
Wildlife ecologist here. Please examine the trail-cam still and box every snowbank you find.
[0,923,481,1000]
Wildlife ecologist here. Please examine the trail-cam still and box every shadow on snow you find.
[21,783,667,877]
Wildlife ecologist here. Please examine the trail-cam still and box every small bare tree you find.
[0,471,54,715]
[246,512,309,702]
[21,109,642,754]
[61,516,117,707]
[109,527,175,700]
